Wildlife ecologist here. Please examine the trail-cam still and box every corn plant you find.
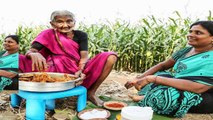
[16,25,48,54]
[1,11,212,72]
[0,34,6,50]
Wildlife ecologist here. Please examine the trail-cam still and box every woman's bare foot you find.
[87,93,104,107]
[128,94,144,102]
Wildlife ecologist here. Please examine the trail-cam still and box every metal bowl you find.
[19,72,82,92]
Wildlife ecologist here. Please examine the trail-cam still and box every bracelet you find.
[145,76,149,82]
[79,62,87,65]
[26,51,37,57]
[78,69,83,73]
[26,52,33,58]
[78,65,84,70]
[154,76,158,84]
[78,61,87,70]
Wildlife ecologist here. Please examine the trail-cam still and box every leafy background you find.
[1,11,212,72]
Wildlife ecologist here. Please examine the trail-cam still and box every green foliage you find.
[1,11,212,72]
[80,12,192,72]
[16,25,48,54]
[0,34,6,50]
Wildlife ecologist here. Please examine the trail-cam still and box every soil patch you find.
[0,70,213,120]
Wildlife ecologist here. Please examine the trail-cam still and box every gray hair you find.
[50,10,76,22]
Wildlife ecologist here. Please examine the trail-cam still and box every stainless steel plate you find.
[19,72,82,92]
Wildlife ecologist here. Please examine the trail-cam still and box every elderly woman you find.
[0,35,19,91]
[19,10,117,106]
[125,21,213,117]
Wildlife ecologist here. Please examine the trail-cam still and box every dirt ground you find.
[97,70,213,120]
[0,70,213,120]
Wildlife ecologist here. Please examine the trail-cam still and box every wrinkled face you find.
[187,25,213,48]
[3,37,19,52]
[50,15,75,33]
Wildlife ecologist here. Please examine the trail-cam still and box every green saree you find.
[138,47,213,117]
[0,51,19,91]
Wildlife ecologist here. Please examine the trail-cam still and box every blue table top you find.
[18,86,87,99]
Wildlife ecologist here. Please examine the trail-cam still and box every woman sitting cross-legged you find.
[125,20,213,117]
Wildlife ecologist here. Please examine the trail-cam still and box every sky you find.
[0,0,212,34]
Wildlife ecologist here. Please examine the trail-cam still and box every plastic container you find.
[121,106,153,120]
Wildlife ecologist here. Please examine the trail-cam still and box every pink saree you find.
[19,29,117,89]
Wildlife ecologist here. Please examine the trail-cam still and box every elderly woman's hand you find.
[28,52,48,71]
[74,70,86,80]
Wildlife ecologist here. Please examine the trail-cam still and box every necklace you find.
[2,51,9,56]
[2,51,18,56]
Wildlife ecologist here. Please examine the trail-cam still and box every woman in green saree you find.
[0,35,19,91]
[125,21,213,117]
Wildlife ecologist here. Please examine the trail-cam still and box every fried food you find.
[19,72,75,82]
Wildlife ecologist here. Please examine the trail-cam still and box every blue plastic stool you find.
[11,86,87,120]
